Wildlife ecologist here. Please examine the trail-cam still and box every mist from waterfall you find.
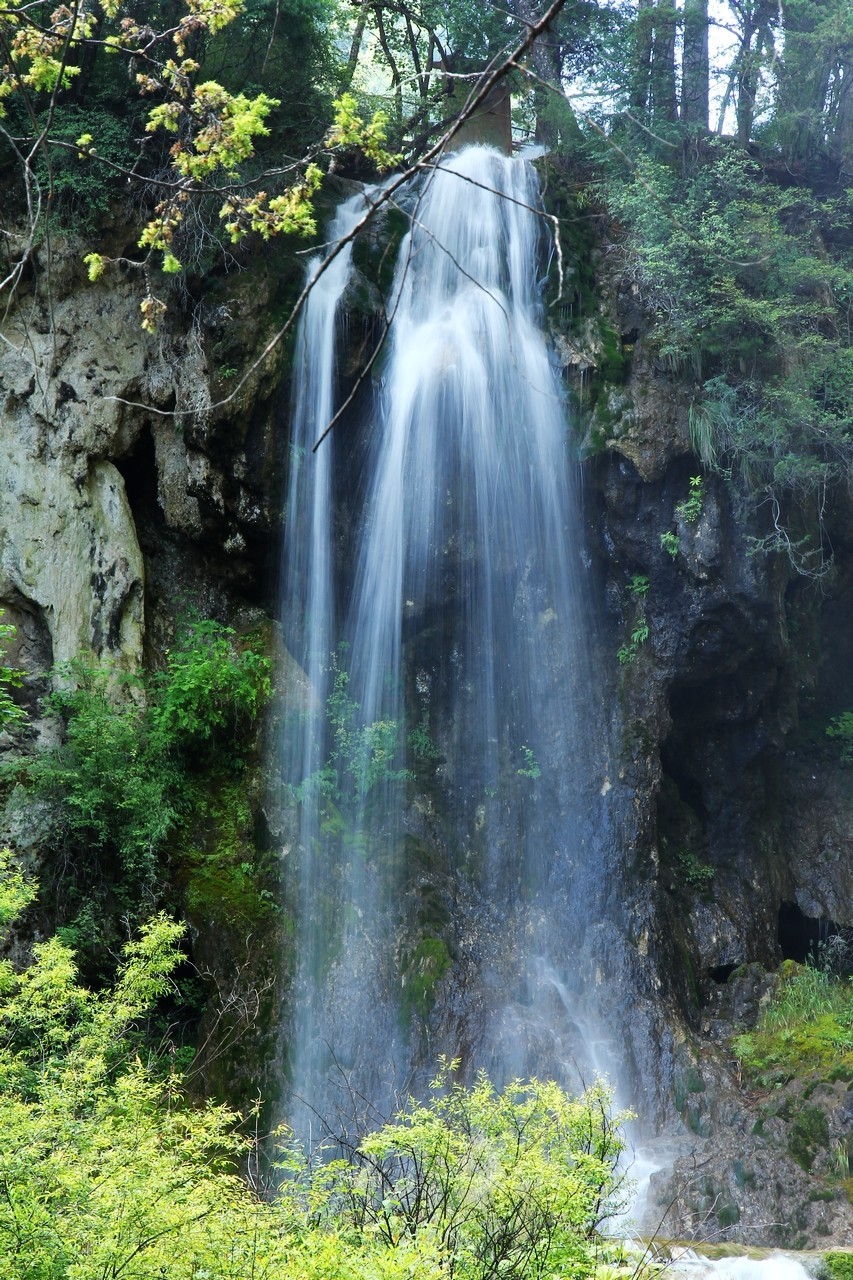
[280,146,622,1142]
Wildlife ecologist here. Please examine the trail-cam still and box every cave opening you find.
[778,900,845,966]
[114,426,160,526]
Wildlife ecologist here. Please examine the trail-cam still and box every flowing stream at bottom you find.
[665,1252,817,1279]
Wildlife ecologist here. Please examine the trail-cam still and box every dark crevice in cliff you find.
[115,425,161,528]
[778,900,844,966]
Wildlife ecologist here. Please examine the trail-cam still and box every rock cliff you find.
[2,176,853,1245]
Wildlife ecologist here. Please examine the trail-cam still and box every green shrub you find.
[8,619,272,975]
[674,848,715,892]
[150,618,272,750]
[0,617,25,732]
[34,105,139,230]
[823,1252,853,1279]
[331,1061,633,1280]
[733,961,853,1084]
[675,475,705,524]
[0,860,635,1280]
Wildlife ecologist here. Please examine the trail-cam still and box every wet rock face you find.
[3,188,853,1243]
[0,226,297,1112]
[0,231,288,709]
[580,256,853,1245]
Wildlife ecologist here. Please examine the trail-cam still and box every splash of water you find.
[667,1251,816,1279]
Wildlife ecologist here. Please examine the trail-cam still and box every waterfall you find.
[281,146,620,1142]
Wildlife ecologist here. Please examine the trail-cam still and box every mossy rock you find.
[716,1202,741,1229]
[789,1104,829,1171]
[178,776,280,930]
[401,936,451,1024]
[673,1064,706,1112]
[351,203,409,300]
[732,1160,755,1189]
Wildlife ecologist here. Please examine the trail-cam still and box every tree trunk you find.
[835,68,853,178]
[650,0,678,127]
[681,0,709,130]
[514,0,570,146]
[774,0,835,160]
[630,0,654,120]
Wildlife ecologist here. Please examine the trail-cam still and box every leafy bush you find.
[0,617,25,732]
[675,476,705,525]
[30,105,139,231]
[674,848,714,892]
[322,1061,633,1280]
[8,619,272,974]
[823,1253,853,1280]
[733,960,853,1084]
[150,617,272,750]
[0,857,289,1279]
[0,856,634,1280]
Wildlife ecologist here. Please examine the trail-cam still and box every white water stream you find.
[281,145,620,1140]
[666,1252,816,1278]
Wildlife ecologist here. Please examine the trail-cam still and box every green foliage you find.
[0,865,281,1279]
[823,1252,853,1280]
[8,619,271,975]
[827,712,853,763]
[18,664,180,933]
[517,745,542,779]
[150,617,272,749]
[330,1060,633,1280]
[733,960,853,1085]
[326,93,400,170]
[407,719,440,762]
[0,618,25,732]
[0,848,36,935]
[659,477,705,559]
[618,618,649,666]
[789,1104,829,1171]
[401,937,451,1023]
[676,475,705,524]
[297,659,410,808]
[603,142,853,555]
[673,848,715,892]
[28,104,139,231]
[0,865,634,1280]
[181,779,279,929]
[0,0,393,328]
[617,575,652,665]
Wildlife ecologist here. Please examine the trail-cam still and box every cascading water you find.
[281,145,627,1142]
[667,1254,816,1279]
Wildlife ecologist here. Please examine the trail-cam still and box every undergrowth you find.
[2,618,272,980]
[733,958,853,1085]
